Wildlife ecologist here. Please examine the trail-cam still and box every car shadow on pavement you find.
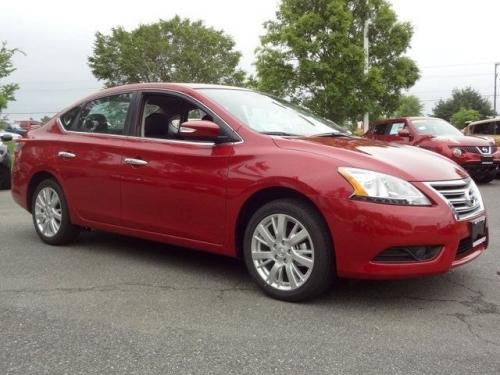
[72,229,494,311]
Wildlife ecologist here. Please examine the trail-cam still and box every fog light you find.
[373,246,442,263]
[452,148,463,157]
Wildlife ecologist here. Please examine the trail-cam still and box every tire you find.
[31,179,80,245]
[0,166,10,190]
[243,198,333,302]
[475,170,497,184]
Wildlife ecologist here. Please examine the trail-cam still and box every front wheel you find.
[243,199,333,301]
[32,179,80,245]
[474,169,497,184]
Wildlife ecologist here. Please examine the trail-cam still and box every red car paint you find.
[364,117,500,181]
[11,84,488,279]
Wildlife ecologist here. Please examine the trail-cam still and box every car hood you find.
[273,136,468,182]
[430,135,495,146]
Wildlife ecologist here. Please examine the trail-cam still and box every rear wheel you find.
[243,199,333,301]
[32,179,80,245]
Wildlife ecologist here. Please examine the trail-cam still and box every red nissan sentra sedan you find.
[11,83,488,301]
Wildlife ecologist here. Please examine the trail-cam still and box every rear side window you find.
[60,106,81,130]
[372,123,389,135]
[76,93,133,135]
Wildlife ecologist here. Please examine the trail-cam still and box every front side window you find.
[197,88,347,137]
[140,94,211,140]
[388,122,406,135]
[60,106,81,130]
[412,118,463,137]
[76,93,132,135]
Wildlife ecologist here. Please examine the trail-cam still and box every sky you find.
[1,0,500,122]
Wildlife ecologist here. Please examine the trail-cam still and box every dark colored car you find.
[11,84,488,301]
[0,133,13,189]
[364,117,500,183]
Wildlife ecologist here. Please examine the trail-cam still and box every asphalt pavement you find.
[0,182,499,374]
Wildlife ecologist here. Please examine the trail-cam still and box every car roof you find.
[466,117,500,126]
[94,82,248,95]
[371,116,438,126]
[66,83,250,111]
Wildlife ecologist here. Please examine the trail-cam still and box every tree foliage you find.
[39,115,52,124]
[254,0,420,123]
[393,95,423,117]
[88,16,245,87]
[450,107,480,129]
[0,42,22,114]
[432,87,493,122]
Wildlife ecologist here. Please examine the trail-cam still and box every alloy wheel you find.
[251,213,314,291]
[34,187,62,238]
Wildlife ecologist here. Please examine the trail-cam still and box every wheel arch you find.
[234,186,334,261]
[26,171,61,213]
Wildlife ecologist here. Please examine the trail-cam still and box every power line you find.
[3,111,58,115]
[420,62,492,69]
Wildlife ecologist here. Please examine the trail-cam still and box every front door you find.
[119,92,231,246]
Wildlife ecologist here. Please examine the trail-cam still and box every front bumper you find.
[328,182,488,279]
[448,151,500,178]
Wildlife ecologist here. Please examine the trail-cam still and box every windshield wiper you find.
[310,132,351,137]
[261,131,299,136]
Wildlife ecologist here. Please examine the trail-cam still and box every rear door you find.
[56,92,135,225]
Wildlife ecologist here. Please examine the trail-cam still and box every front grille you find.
[455,145,497,154]
[427,179,483,220]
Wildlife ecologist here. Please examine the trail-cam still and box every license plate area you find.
[470,217,486,245]
[481,156,493,164]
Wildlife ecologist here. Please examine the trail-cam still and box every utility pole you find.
[494,62,499,116]
[363,18,370,132]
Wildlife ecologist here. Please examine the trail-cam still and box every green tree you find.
[393,95,423,117]
[0,116,8,130]
[450,107,480,129]
[88,16,245,87]
[0,42,22,116]
[254,0,420,123]
[432,87,493,122]
[39,115,52,124]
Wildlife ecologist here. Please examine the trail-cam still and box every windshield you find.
[412,118,463,137]
[197,88,347,137]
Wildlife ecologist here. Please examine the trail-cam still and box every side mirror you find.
[179,120,220,141]
[397,128,411,138]
[1,134,13,142]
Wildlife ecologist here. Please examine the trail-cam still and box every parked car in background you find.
[0,131,22,141]
[0,133,13,189]
[364,117,500,183]
[11,84,488,301]
[17,120,42,132]
[5,120,42,136]
[463,118,500,146]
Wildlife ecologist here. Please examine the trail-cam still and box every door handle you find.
[58,151,76,159]
[124,158,148,166]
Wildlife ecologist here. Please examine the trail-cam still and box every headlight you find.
[338,167,431,206]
